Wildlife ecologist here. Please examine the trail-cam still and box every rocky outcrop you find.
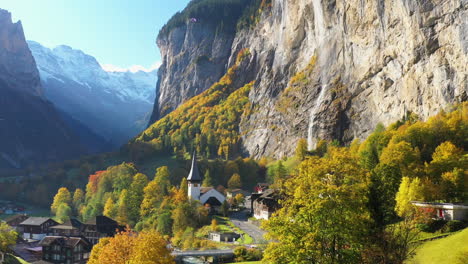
[0,9,83,168]
[152,0,468,158]
[0,9,42,97]
[149,21,237,122]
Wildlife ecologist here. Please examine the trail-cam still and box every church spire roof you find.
[187,151,202,182]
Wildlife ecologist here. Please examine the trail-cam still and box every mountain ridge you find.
[149,0,468,158]
[28,40,158,146]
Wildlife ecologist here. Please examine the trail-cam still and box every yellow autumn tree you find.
[89,230,174,264]
[395,177,425,217]
[263,147,371,264]
[51,187,72,214]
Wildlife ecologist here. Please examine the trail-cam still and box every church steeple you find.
[187,151,202,200]
[187,151,202,182]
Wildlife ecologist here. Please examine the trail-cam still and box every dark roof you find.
[19,217,57,226]
[85,215,116,226]
[50,218,83,230]
[4,214,28,224]
[85,216,121,235]
[39,236,91,248]
[187,152,202,182]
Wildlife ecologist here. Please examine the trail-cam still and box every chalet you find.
[208,231,240,242]
[18,217,59,240]
[40,236,91,264]
[411,202,468,221]
[3,214,29,229]
[82,216,121,245]
[252,189,280,220]
[187,153,226,211]
[48,219,83,237]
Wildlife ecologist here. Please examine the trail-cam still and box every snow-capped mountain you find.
[27,40,157,147]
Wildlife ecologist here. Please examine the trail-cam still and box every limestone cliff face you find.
[0,9,42,97]
[149,22,236,122]
[153,0,468,158]
[0,9,83,168]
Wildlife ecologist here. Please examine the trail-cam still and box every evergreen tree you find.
[127,173,149,224]
[202,169,213,187]
[116,190,130,225]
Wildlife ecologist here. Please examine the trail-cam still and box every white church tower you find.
[187,152,202,201]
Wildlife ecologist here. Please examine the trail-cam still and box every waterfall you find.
[307,84,327,150]
[312,0,326,38]
[307,0,328,150]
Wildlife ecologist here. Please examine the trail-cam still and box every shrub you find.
[442,220,466,233]
[417,219,448,233]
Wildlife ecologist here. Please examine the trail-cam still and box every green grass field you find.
[407,228,468,264]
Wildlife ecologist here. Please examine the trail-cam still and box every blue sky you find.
[1,0,190,72]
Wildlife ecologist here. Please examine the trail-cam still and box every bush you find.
[234,246,263,261]
[442,220,467,233]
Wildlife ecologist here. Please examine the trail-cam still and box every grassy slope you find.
[407,228,468,264]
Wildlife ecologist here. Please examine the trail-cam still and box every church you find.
[187,153,226,210]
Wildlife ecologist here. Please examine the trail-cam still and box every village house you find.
[411,202,468,221]
[82,216,122,245]
[39,236,91,264]
[187,153,226,212]
[208,231,241,243]
[18,217,59,241]
[252,189,280,220]
[48,219,83,237]
[3,214,29,230]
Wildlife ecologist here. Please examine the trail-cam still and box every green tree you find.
[156,211,173,236]
[141,167,171,217]
[72,188,85,215]
[56,203,72,223]
[263,147,371,264]
[295,138,308,161]
[171,203,195,234]
[51,187,72,214]
[228,173,242,189]
[221,200,230,217]
[103,198,117,219]
[128,173,149,225]
[0,222,17,252]
[116,189,131,225]
[202,169,213,187]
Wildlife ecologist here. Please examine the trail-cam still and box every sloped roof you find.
[4,214,28,224]
[201,187,213,194]
[187,152,202,182]
[19,217,57,226]
[50,218,83,230]
[39,236,90,248]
